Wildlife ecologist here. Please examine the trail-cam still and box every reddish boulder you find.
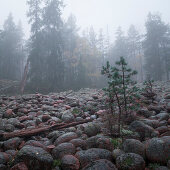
[42,115,51,122]
[4,109,14,118]
[54,132,78,146]
[10,162,28,170]
[155,126,168,134]
[70,138,87,150]
[0,152,10,164]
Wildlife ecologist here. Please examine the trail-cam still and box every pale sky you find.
[0,0,170,39]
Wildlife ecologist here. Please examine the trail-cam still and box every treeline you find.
[108,13,170,82]
[0,14,25,81]
[0,0,169,93]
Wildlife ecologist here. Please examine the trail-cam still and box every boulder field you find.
[0,82,170,170]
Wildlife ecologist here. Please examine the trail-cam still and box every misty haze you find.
[0,1,170,170]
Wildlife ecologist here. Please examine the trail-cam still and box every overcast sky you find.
[0,0,170,39]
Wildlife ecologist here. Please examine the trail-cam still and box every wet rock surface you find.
[0,82,169,170]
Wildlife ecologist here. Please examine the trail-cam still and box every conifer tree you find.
[102,57,140,135]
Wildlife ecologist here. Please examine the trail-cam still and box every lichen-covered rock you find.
[116,153,145,170]
[82,159,117,170]
[14,145,53,170]
[52,143,76,159]
[3,137,22,150]
[61,111,75,123]
[10,162,28,170]
[145,136,170,164]
[112,149,125,160]
[130,120,155,140]
[155,166,170,170]
[75,148,112,168]
[122,139,145,158]
[83,123,101,137]
[141,119,159,128]
[155,112,169,121]
[24,140,47,151]
[0,152,11,164]
[96,137,114,151]
[148,105,161,114]
[54,132,78,146]
[155,126,168,134]
[137,109,153,118]
[61,154,80,170]
[70,138,87,150]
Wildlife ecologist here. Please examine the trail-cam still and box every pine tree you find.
[0,13,24,80]
[27,0,44,91]
[144,13,168,80]
[114,27,127,59]
[102,57,140,135]
[42,0,64,91]
[127,25,143,82]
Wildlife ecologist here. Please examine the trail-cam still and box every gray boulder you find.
[14,145,53,170]
[122,139,145,158]
[116,153,145,170]
[82,159,117,170]
[75,148,112,168]
[145,136,170,164]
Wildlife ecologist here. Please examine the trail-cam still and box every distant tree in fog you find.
[144,13,170,81]
[0,13,24,80]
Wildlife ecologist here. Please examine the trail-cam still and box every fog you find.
[1,0,170,38]
[0,0,170,94]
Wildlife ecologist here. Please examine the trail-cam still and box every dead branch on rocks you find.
[0,119,92,140]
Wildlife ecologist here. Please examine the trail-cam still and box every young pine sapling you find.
[101,56,140,136]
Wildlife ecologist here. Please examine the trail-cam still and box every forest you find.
[0,0,169,93]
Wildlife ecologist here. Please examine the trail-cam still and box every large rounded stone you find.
[7,118,20,127]
[70,138,87,150]
[0,152,11,164]
[61,111,75,123]
[3,137,22,150]
[10,162,28,170]
[82,159,117,170]
[155,112,169,121]
[145,136,170,164]
[75,148,112,168]
[141,119,159,128]
[54,132,78,146]
[130,120,155,140]
[61,154,80,170]
[14,145,53,170]
[112,149,125,160]
[24,140,47,151]
[84,123,101,137]
[52,143,76,159]
[116,153,145,170]
[137,109,152,118]
[122,139,145,158]
[96,137,114,151]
